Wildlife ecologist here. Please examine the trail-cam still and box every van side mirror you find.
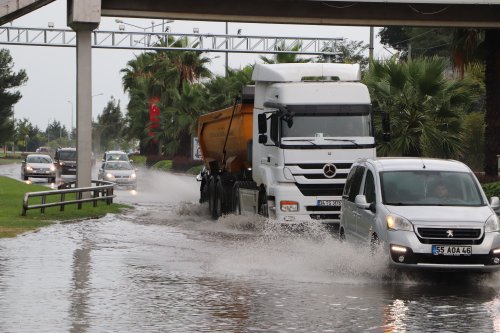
[258,113,267,134]
[490,196,500,212]
[381,112,391,142]
[355,194,371,210]
[258,134,268,144]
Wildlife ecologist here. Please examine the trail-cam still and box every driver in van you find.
[432,181,450,200]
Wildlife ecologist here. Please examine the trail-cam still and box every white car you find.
[21,154,56,183]
[98,161,137,189]
[340,157,500,272]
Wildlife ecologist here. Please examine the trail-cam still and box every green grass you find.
[0,158,21,165]
[187,164,204,175]
[0,176,129,238]
[129,155,147,166]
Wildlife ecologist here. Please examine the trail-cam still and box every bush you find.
[187,164,204,175]
[152,160,173,171]
[482,182,500,198]
[129,155,147,166]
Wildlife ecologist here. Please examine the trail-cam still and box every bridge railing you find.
[22,180,115,216]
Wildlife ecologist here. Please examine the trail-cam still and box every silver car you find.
[21,154,57,183]
[98,161,137,189]
[340,157,500,271]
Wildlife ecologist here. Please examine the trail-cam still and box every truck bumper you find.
[269,183,342,225]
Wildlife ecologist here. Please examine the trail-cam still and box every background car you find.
[21,154,56,182]
[102,150,130,163]
[54,147,77,177]
[98,160,137,189]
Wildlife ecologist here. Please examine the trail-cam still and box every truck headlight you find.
[485,214,500,232]
[280,200,299,212]
[386,214,413,231]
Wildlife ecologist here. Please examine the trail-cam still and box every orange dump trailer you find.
[197,94,254,174]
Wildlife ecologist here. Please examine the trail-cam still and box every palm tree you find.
[260,40,312,64]
[451,28,500,177]
[366,57,478,158]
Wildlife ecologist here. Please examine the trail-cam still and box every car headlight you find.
[485,214,500,233]
[26,166,33,171]
[49,165,56,171]
[130,173,136,179]
[106,173,115,180]
[386,214,413,231]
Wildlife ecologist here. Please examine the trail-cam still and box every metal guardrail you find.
[22,180,115,216]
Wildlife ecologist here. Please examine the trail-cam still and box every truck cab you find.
[250,64,376,225]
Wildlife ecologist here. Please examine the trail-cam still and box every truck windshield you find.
[280,104,372,138]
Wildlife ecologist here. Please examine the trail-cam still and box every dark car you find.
[54,147,77,177]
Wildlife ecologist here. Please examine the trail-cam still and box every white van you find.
[340,157,500,271]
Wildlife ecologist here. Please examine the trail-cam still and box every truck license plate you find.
[432,245,472,256]
[317,200,342,207]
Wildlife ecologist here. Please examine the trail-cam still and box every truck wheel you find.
[232,182,241,215]
[258,189,269,218]
[214,179,224,219]
[208,176,217,219]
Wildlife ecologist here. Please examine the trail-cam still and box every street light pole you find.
[225,22,228,78]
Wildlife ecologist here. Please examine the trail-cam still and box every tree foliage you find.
[0,49,28,145]
[366,57,479,158]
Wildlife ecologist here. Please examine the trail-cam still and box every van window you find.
[380,170,485,206]
[364,170,376,203]
[347,166,365,202]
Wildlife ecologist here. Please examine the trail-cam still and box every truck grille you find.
[296,183,344,196]
[294,163,353,170]
[306,205,341,221]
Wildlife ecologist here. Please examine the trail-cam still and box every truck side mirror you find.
[258,113,267,134]
[258,134,267,144]
[382,112,391,142]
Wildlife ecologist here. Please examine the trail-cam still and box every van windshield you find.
[380,171,485,206]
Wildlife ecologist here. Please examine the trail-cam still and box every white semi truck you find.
[198,63,385,226]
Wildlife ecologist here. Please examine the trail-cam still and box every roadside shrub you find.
[482,182,500,198]
[152,160,172,171]
[187,164,204,175]
[129,155,147,166]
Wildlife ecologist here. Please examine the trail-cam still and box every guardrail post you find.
[77,191,82,210]
[41,194,46,214]
[60,193,65,211]
[93,189,98,207]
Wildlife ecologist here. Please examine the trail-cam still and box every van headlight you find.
[386,214,413,231]
[485,214,500,233]
[26,166,33,171]
[49,165,56,172]
[106,173,115,180]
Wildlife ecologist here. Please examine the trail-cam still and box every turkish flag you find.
[149,97,160,139]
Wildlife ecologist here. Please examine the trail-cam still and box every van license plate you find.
[432,245,472,256]
[317,200,342,207]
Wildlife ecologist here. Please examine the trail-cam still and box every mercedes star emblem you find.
[323,163,337,179]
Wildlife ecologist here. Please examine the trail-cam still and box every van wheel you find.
[370,233,380,254]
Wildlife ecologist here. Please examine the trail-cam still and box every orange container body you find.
[197,103,254,174]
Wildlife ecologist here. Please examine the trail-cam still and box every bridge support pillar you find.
[67,0,101,188]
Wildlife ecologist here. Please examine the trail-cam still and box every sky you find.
[3,0,392,131]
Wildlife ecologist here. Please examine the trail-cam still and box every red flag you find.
[149,97,160,141]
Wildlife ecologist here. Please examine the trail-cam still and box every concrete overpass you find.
[1,0,500,187]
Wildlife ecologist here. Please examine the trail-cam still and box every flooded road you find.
[1,163,500,332]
